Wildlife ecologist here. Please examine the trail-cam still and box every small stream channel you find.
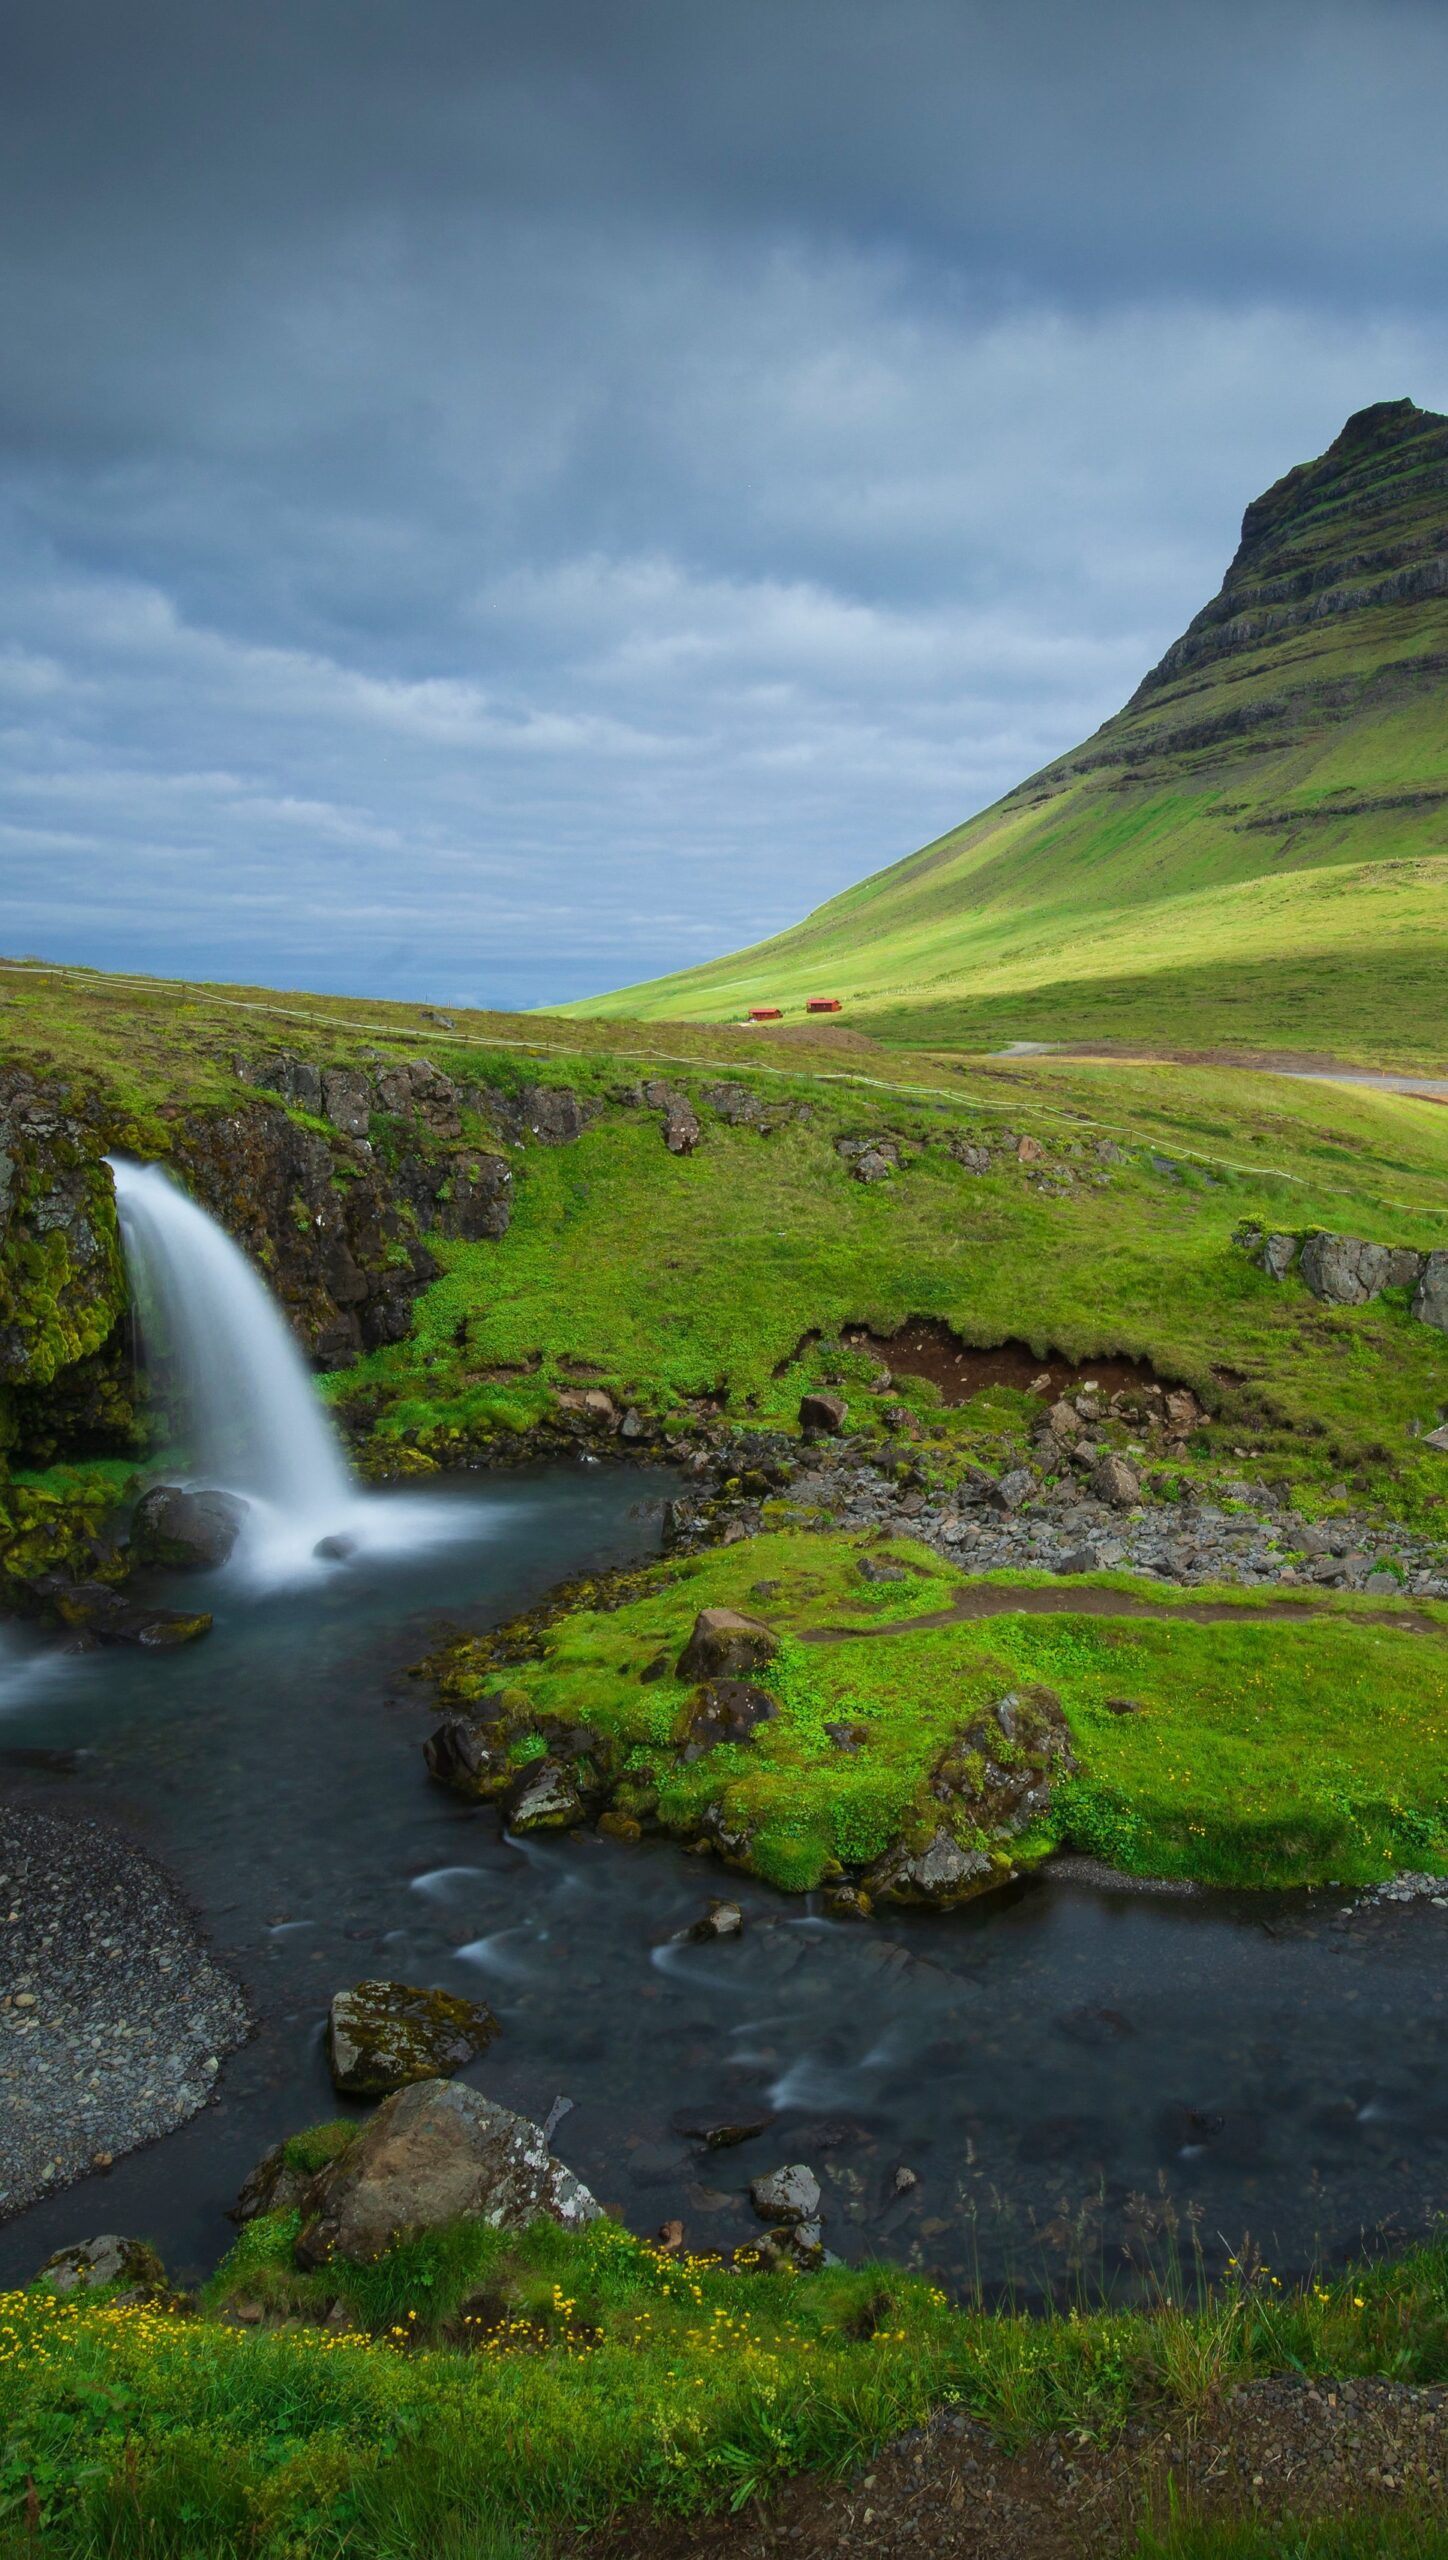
[3,1463,1448,2303]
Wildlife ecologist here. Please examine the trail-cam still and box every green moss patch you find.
[418,1529,1448,1893]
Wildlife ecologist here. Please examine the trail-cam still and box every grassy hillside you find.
[570,401,1448,1061]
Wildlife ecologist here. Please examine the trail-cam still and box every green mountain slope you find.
[572,399,1448,1059]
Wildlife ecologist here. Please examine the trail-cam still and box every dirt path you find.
[800,1580,1446,1644]
[579,2377,1448,2558]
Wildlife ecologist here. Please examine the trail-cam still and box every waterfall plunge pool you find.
[3,1462,1448,2301]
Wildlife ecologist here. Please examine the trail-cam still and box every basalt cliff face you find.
[572,400,1448,1054]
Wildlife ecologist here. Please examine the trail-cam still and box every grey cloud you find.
[1,3,1447,1001]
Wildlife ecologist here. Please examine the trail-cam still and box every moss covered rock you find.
[327,1980,499,2096]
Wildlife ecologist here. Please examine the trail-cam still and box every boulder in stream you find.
[295,2078,600,2266]
[327,1979,499,2096]
[866,1828,997,1909]
[130,1485,248,1570]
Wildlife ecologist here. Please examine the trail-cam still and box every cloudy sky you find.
[2,0,1446,1009]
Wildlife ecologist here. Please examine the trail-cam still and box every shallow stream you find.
[3,1463,1447,2302]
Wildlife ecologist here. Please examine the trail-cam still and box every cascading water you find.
[108,1158,464,1583]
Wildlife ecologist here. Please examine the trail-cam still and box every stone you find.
[1259,1233,1300,1280]
[701,1082,764,1127]
[951,1142,992,1173]
[327,1980,498,2096]
[1299,1232,1394,1306]
[857,1556,906,1582]
[231,2141,319,2226]
[1413,1253,1448,1334]
[672,2105,772,2150]
[1386,1247,1427,1289]
[506,1757,586,1830]
[750,2162,822,2226]
[294,2079,600,2267]
[1089,1453,1141,1508]
[866,1829,996,1908]
[990,1466,1035,1513]
[799,1391,847,1436]
[822,1882,872,1919]
[640,1085,700,1154]
[26,1576,213,1648]
[850,1147,893,1182]
[1423,1423,1448,1454]
[677,1679,778,1753]
[130,1484,248,1570]
[422,1714,511,1796]
[1015,1135,1044,1163]
[676,1606,780,1680]
[1163,1389,1201,1435]
[374,1058,462,1136]
[518,1085,590,1145]
[39,2235,167,2295]
[686,1898,744,1942]
[439,1155,513,1242]
[320,1068,373,1139]
[1045,1399,1079,1443]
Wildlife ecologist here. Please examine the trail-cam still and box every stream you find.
[3,1462,1448,2303]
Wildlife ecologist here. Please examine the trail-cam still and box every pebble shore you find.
[0,1803,249,2218]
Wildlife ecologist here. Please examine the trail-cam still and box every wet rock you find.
[672,2104,772,2150]
[327,1979,499,2096]
[677,1679,778,1753]
[822,1883,873,1919]
[1260,1232,1300,1280]
[1089,1453,1141,1508]
[506,1756,586,1830]
[676,1605,780,1680]
[39,2234,168,2295]
[313,1532,356,1561]
[687,1897,744,1942]
[865,1829,996,1908]
[130,1484,248,1570]
[799,1391,847,1436]
[295,2078,600,2267]
[750,2162,822,2225]
[1413,1252,1448,1334]
[423,1714,511,1796]
[26,1576,212,1648]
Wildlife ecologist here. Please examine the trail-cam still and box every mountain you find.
[572,400,1448,1060]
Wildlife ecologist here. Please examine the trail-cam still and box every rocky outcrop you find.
[1413,1253,1448,1333]
[1299,1232,1424,1306]
[0,1066,129,1441]
[327,1980,498,2096]
[294,2078,600,2267]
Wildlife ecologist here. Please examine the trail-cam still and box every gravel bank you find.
[0,1802,250,2218]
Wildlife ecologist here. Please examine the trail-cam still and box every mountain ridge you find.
[569,399,1448,1061]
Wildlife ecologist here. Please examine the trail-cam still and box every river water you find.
[3,1462,1447,2301]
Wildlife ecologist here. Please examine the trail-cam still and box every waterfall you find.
[107,1157,441,1583]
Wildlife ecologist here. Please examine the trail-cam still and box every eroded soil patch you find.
[840,1318,1180,1406]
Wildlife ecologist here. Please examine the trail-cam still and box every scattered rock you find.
[672,2105,773,2150]
[676,1606,780,1680]
[750,2162,822,2226]
[1089,1453,1141,1508]
[822,1883,873,1919]
[38,2235,168,2296]
[852,1148,895,1182]
[687,1897,744,1942]
[295,2080,600,2267]
[129,1484,248,1570]
[24,1575,212,1647]
[506,1757,587,1831]
[327,1979,498,2097]
[799,1390,847,1435]
[1015,1135,1044,1163]
[701,1082,764,1127]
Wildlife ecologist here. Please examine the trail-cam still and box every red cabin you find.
[747,1006,783,1021]
[806,997,843,1014]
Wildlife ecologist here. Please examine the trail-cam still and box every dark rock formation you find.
[294,2078,600,2266]
[676,1678,778,1753]
[130,1484,247,1570]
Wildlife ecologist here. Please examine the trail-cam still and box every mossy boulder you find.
[327,1980,499,2096]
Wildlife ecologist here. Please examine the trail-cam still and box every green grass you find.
[419,1526,1448,1891]
[8,2210,1448,2555]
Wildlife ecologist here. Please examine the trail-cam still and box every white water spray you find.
[108,1157,466,1584]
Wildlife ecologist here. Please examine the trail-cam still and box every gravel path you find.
[0,1802,250,2218]
[585,2376,1448,2556]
